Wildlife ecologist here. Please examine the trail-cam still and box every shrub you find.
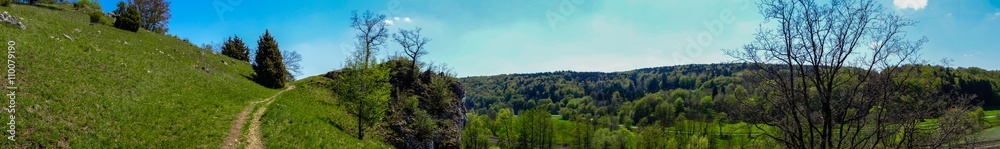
[88,11,103,24]
[253,30,286,88]
[112,1,141,32]
[74,0,101,10]
[221,35,250,62]
[1,0,10,7]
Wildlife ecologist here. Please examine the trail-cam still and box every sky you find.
[99,0,1000,78]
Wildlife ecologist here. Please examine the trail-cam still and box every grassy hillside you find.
[0,4,281,148]
[260,76,390,148]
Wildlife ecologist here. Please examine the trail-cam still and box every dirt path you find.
[221,85,295,149]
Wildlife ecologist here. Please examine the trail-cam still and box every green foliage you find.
[112,1,141,32]
[88,11,103,24]
[516,108,555,148]
[1,0,11,7]
[462,113,492,149]
[636,126,669,149]
[592,127,635,149]
[74,0,101,10]
[336,36,391,141]
[665,137,679,149]
[335,63,390,140]
[253,30,286,88]
[568,119,596,149]
[221,35,250,62]
[493,108,518,148]
[686,135,711,149]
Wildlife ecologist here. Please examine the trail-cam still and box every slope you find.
[260,76,391,148]
[0,4,280,148]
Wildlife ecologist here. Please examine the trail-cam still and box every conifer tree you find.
[253,30,286,88]
[221,35,250,62]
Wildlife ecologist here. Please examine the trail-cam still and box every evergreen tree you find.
[221,35,250,62]
[253,30,286,88]
[113,1,141,32]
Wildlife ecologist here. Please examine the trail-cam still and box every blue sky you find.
[100,0,1000,78]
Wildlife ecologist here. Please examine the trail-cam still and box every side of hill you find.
[260,76,391,148]
[0,4,280,148]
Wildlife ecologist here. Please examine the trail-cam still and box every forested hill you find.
[460,63,1000,116]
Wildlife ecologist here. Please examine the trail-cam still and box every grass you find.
[973,126,1000,142]
[260,76,391,148]
[0,3,281,148]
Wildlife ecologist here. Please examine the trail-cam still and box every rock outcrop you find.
[1,11,26,29]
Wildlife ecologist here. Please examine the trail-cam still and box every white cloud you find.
[394,17,400,21]
[385,19,394,25]
[894,0,928,10]
[404,17,411,22]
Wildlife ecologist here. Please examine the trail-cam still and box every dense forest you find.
[461,63,1000,125]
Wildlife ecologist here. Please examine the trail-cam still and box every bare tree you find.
[283,50,302,81]
[350,10,390,66]
[393,27,431,73]
[725,0,973,148]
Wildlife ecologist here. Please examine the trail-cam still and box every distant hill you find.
[460,63,1000,115]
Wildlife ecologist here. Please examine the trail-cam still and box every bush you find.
[221,35,250,62]
[88,11,103,24]
[253,30,286,88]
[74,0,101,10]
[1,0,10,7]
[112,2,141,32]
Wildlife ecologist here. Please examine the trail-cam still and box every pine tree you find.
[253,30,286,88]
[221,35,250,62]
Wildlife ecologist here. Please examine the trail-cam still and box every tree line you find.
[460,0,1000,148]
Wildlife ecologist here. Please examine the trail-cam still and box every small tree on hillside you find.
[392,27,430,74]
[130,0,170,34]
[74,0,101,10]
[282,50,302,81]
[222,35,250,62]
[253,30,286,88]
[112,1,141,32]
[336,10,392,140]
